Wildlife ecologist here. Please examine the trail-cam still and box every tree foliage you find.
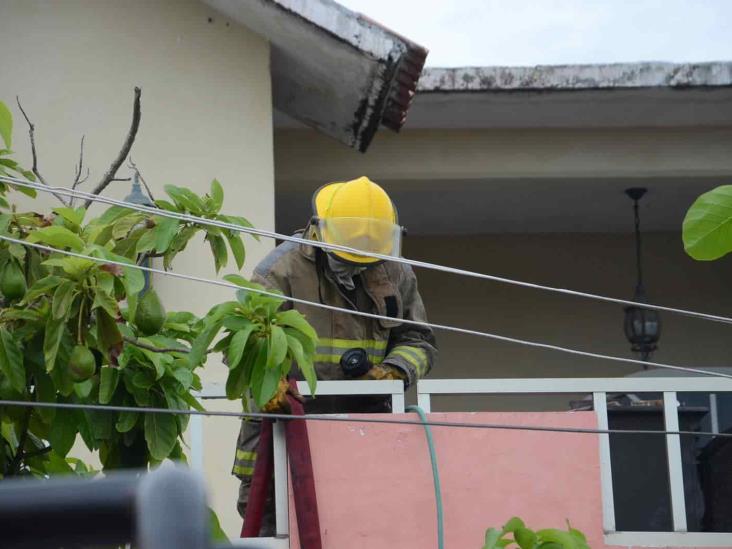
[682,185,732,261]
[483,517,589,549]
[0,99,317,480]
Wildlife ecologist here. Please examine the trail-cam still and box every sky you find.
[337,0,732,67]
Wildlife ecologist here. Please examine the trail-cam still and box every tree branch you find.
[23,445,53,459]
[123,335,190,354]
[69,135,88,206]
[16,97,68,206]
[84,87,142,207]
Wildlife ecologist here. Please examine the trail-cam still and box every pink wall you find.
[288,412,731,549]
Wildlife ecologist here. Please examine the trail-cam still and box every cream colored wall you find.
[403,232,732,411]
[275,127,732,187]
[1,0,274,537]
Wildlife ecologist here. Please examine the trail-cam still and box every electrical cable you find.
[4,234,732,381]
[0,399,729,438]
[2,175,732,326]
[407,405,444,549]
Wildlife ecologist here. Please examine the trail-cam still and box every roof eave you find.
[204,0,427,152]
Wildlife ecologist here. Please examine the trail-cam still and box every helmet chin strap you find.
[326,254,366,290]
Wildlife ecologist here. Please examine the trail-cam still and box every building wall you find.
[404,232,732,411]
[0,0,274,536]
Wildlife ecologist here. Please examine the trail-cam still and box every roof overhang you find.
[204,0,427,151]
[407,62,732,129]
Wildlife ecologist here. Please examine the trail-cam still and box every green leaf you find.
[154,199,179,212]
[44,317,67,372]
[503,517,526,534]
[223,273,259,290]
[180,390,205,412]
[189,322,222,367]
[116,410,138,433]
[99,367,119,404]
[249,341,276,406]
[144,411,178,461]
[208,234,228,272]
[140,347,165,380]
[210,179,224,212]
[225,231,246,270]
[74,378,93,399]
[484,528,503,549]
[53,206,86,227]
[0,327,25,392]
[22,275,61,304]
[92,284,119,318]
[0,213,11,234]
[536,529,578,549]
[135,228,157,254]
[131,367,155,389]
[683,185,732,260]
[276,309,318,342]
[164,185,204,215]
[172,366,193,389]
[283,327,316,356]
[48,409,79,457]
[96,309,122,357]
[154,217,180,253]
[43,256,95,278]
[0,100,12,149]
[209,508,229,543]
[227,325,255,369]
[8,242,25,261]
[111,213,144,239]
[52,280,77,320]
[219,214,257,241]
[28,226,85,252]
[96,205,136,225]
[267,325,288,370]
[515,527,538,549]
[286,334,316,395]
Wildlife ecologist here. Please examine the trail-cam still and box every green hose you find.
[407,405,444,549]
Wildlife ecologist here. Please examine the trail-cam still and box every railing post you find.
[663,391,688,532]
[272,420,290,538]
[416,383,432,413]
[391,390,405,413]
[593,391,616,533]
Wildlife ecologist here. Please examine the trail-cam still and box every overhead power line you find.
[2,175,732,326]
[0,399,729,438]
[3,235,732,381]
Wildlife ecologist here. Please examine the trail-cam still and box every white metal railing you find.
[190,380,405,548]
[417,377,732,548]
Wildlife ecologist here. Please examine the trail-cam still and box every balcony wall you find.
[286,411,732,549]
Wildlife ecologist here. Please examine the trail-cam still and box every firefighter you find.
[233,176,437,533]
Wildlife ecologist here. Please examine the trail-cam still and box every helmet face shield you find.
[318,216,402,264]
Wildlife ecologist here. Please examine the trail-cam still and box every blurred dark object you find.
[0,465,223,549]
[607,404,706,532]
[699,428,732,532]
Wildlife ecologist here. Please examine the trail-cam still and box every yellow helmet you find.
[311,176,402,265]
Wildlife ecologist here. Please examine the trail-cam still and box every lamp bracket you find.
[625,187,647,201]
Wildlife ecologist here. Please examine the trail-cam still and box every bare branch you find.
[69,135,86,206]
[123,335,189,354]
[16,97,68,206]
[85,87,142,207]
[128,156,156,202]
[111,177,131,182]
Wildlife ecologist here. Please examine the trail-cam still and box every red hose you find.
[240,419,274,538]
[284,378,322,549]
